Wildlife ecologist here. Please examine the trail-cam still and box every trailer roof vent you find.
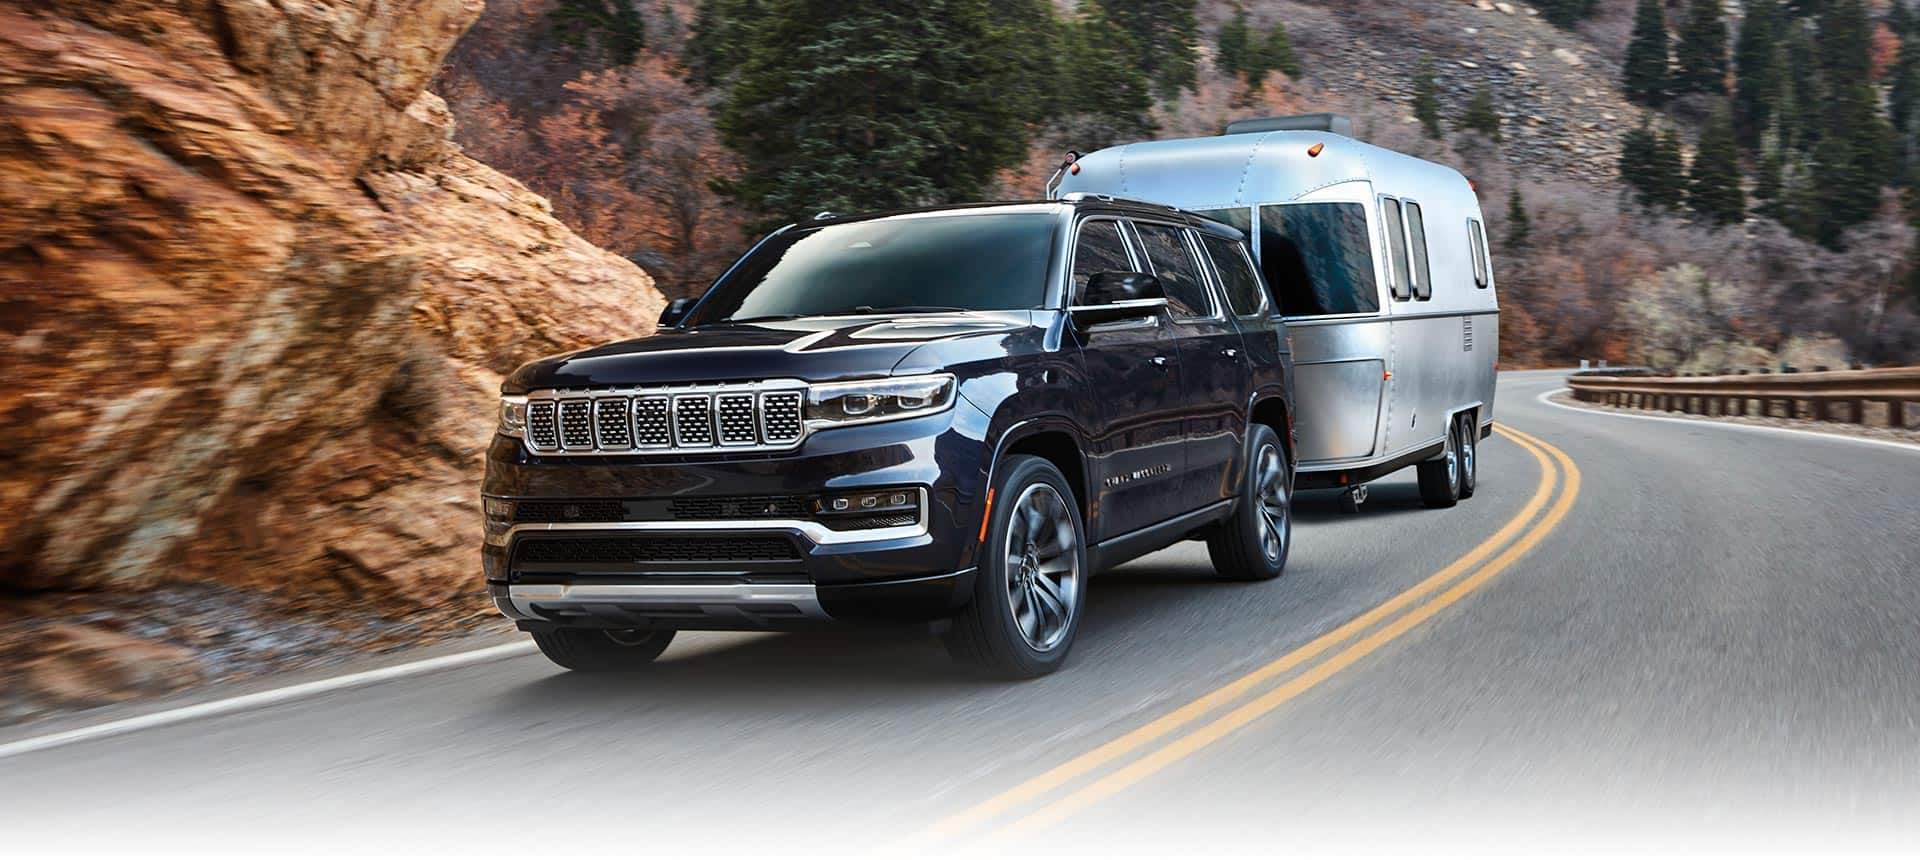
[1224,113,1355,138]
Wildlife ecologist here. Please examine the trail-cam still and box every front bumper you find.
[481,403,992,630]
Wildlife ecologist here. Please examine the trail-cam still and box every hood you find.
[503,311,1038,392]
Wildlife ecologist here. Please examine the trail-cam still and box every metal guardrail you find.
[1567,367,1920,429]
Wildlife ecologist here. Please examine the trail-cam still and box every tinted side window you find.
[1132,222,1212,318]
[1405,201,1433,301]
[1194,207,1254,235]
[1072,219,1133,302]
[1257,203,1382,317]
[1201,235,1265,317]
[1469,219,1490,288]
[1380,198,1412,301]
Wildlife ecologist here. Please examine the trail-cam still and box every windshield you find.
[686,213,1057,325]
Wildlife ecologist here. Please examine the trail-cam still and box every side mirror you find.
[1071,271,1168,327]
[657,297,695,328]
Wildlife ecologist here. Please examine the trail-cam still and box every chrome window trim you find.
[519,379,810,457]
[1126,218,1226,324]
[495,488,930,547]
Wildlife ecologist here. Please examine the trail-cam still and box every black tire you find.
[1207,424,1292,581]
[531,627,676,673]
[1458,413,1479,499]
[945,455,1087,679]
[1417,417,1463,509]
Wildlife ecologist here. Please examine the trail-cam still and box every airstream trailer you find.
[1053,114,1498,510]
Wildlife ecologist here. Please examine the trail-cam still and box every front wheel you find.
[531,628,676,673]
[945,455,1087,679]
[1207,424,1292,581]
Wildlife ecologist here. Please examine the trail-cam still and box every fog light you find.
[813,488,921,519]
[483,497,514,547]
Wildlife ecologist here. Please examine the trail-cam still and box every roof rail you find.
[1224,113,1355,138]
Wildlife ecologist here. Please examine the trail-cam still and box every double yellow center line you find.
[918,423,1582,842]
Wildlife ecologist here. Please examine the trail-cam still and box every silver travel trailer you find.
[1053,114,1498,510]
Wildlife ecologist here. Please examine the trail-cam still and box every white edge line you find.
[0,640,538,761]
[1538,387,1920,455]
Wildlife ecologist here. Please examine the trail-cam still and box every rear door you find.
[1066,217,1187,540]
[1130,220,1249,512]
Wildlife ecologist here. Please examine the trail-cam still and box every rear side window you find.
[1258,203,1381,317]
[1405,201,1433,301]
[1380,198,1412,302]
[1132,222,1213,319]
[1194,207,1254,235]
[1072,219,1134,302]
[1469,219,1490,288]
[1200,235,1265,317]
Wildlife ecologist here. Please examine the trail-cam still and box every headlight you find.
[806,374,956,429]
[497,395,528,439]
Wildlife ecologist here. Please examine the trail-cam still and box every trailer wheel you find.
[1418,419,1463,509]
[1458,414,1479,499]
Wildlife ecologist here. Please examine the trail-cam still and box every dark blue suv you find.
[483,197,1296,677]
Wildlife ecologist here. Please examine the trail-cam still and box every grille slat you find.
[558,400,594,450]
[518,383,807,455]
[514,536,800,564]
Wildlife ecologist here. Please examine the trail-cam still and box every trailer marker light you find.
[1384,371,1393,380]
[1070,163,1081,175]
[1308,142,1325,157]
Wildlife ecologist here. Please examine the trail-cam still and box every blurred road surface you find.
[3,370,1917,857]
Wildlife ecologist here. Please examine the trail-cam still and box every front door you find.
[1067,218,1187,540]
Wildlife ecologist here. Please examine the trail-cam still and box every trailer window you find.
[1380,198,1412,302]
[1469,219,1490,288]
[1257,203,1380,317]
[1200,235,1265,317]
[1405,201,1433,301]
[1072,219,1135,301]
[1132,222,1214,319]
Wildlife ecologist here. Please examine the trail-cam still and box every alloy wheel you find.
[1003,483,1082,652]
[1255,443,1291,562]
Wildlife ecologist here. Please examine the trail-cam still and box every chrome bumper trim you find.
[505,583,828,619]
[487,489,930,548]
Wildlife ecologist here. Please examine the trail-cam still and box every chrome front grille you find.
[521,381,809,456]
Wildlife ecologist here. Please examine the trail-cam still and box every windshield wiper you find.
[722,313,808,325]
[833,305,975,316]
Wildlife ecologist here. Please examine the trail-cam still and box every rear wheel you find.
[531,628,676,673]
[945,456,1087,679]
[1207,424,1292,581]
[1417,418,1462,509]
[1458,413,1479,499]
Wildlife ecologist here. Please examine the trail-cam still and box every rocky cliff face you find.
[0,1,662,608]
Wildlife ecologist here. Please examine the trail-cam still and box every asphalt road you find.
[4,370,1918,858]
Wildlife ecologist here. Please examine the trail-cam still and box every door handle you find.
[1222,348,1239,359]
[1148,355,1170,368]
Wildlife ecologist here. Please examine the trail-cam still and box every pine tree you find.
[1091,0,1198,100]
[1620,117,1660,206]
[715,0,1059,224]
[1649,126,1689,211]
[1624,0,1671,107]
[1891,1,1920,181]
[1261,21,1302,79]
[1674,0,1729,95]
[687,0,762,85]
[1754,141,1785,217]
[1413,57,1443,140]
[1461,85,1502,142]
[1784,19,1819,151]
[1689,110,1748,226]
[1538,0,1598,30]
[1733,0,1784,148]
[549,0,647,67]
[1507,187,1533,249]
[1217,6,1251,79]
[1811,0,1893,247]
[1059,2,1158,150]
